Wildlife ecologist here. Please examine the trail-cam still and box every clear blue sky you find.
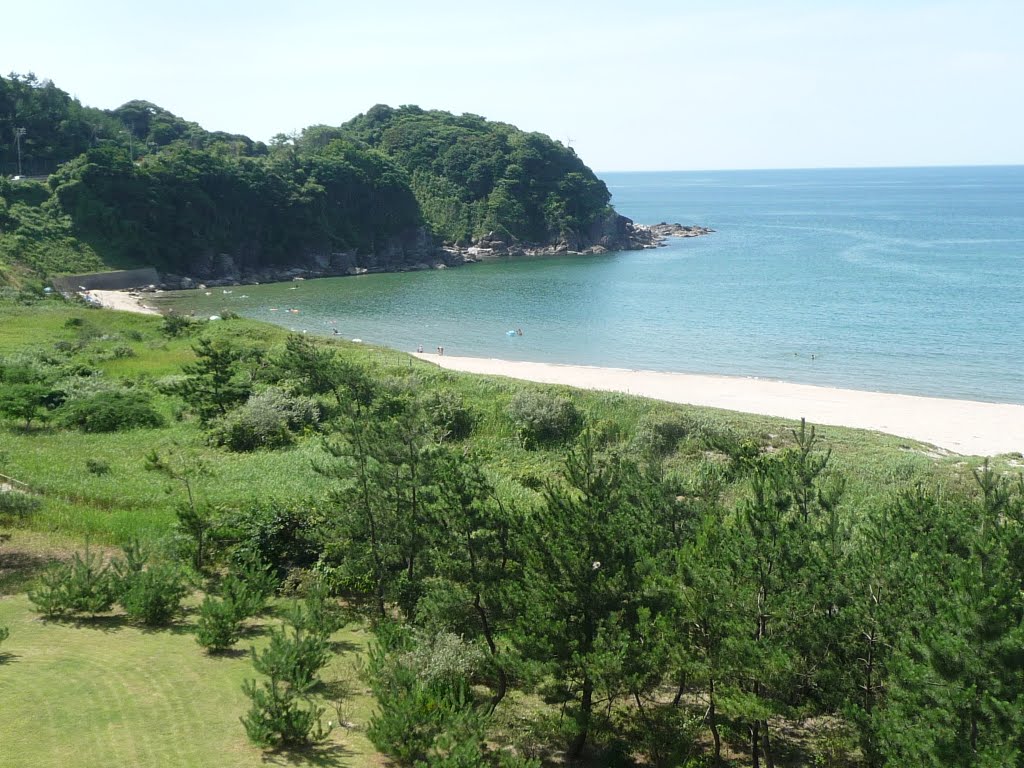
[4,0,1022,171]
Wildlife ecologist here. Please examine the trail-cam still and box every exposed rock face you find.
[155,217,714,289]
[442,212,714,262]
[158,225,472,288]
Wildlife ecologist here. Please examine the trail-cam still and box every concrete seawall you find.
[50,268,160,293]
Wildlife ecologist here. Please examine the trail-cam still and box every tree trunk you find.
[672,671,687,707]
[568,676,594,759]
[708,678,721,761]
[751,720,761,768]
[761,720,775,768]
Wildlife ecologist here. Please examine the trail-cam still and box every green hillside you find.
[0,75,619,287]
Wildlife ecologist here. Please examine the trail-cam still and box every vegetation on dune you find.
[1,294,1023,767]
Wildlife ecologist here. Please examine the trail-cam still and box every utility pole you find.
[14,127,26,175]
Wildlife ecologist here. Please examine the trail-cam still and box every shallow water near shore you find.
[155,166,1024,404]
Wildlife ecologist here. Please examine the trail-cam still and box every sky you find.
[4,0,1022,171]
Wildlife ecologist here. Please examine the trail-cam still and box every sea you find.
[155,166,1024,404]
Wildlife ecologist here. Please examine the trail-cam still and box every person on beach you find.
[417,344,423,353]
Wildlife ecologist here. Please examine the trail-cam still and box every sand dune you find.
[414,353,1024,457]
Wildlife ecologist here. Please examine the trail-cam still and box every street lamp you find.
[14,127,26,176]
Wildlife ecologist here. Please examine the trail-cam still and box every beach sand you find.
[414,353,1024,457]
[85,290,161,315]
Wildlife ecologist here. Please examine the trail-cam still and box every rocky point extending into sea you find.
[152,215,713,290]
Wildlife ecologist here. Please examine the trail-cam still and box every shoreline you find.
[82,290,161,315]
[413,353,1024,457]
[82,290,1024,456]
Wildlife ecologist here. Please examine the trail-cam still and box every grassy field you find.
[0,298,998,549]
[0,297,1018,767]
[0,593,377,768]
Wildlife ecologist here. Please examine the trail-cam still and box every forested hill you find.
[0,74,634,287]
[339,105,614,247]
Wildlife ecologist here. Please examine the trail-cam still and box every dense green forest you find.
[0,74,618,287]
[1,293,1022,767]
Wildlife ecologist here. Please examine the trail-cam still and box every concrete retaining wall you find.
[50,268,160,293]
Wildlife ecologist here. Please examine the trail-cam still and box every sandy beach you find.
[84,290,161,315]
[414,354,1024,457]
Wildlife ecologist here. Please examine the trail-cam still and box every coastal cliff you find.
[155,216,714,289]
[0,75,713,289]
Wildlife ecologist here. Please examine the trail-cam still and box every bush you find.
[251,621,331,693]
[365,627,498,767]
[161,314,194,338]
[225,502,322,582]
[221,553,279,619]
[240,677,331,749]
[195,594,245,652]
[28,546,116,617]
[631,411,704,459]
[118,564,189,626]
[58,390,164,433]
[423,388,474,441]
[0,489,41,517]
[209,388,319,452]
[506,390,583,449]
[84,457,110,475]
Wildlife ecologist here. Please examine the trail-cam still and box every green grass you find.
[0,594,377,768]
[0,297,1012,549]
[1,297,1020,767]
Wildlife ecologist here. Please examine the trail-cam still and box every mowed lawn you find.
[0,595,380,768]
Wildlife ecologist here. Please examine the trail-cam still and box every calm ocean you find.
[158,166,1024,404]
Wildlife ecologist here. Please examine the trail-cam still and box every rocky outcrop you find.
[439,212,714,263]
[156,225,475,289]
[153,217,714,289]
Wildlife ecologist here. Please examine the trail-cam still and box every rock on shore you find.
[151,215,714,290]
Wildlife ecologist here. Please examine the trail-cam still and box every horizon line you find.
[595,162,1024,175]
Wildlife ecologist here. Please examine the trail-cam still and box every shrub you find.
[226,502,322,582]
[251,621,331,693]
[365,627,497,767]
[28,546,116,617]
[84,457,111,475]
[367,670,487,767]
[240,677,331,749]
[221,553,279,619]
[195,594,245,652]
[58,390,164,433]
[110,344,135,359]
[631,411,704,459]
[423,388,474,441]
[0,489,41,517]
[506,390,583,448]
[118,564,189,626]
[209,388,319,452]
[160,313,194,338]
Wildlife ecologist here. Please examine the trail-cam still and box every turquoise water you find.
[157,166,1024,404]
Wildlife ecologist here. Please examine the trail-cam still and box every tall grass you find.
[0,297,1007,549]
